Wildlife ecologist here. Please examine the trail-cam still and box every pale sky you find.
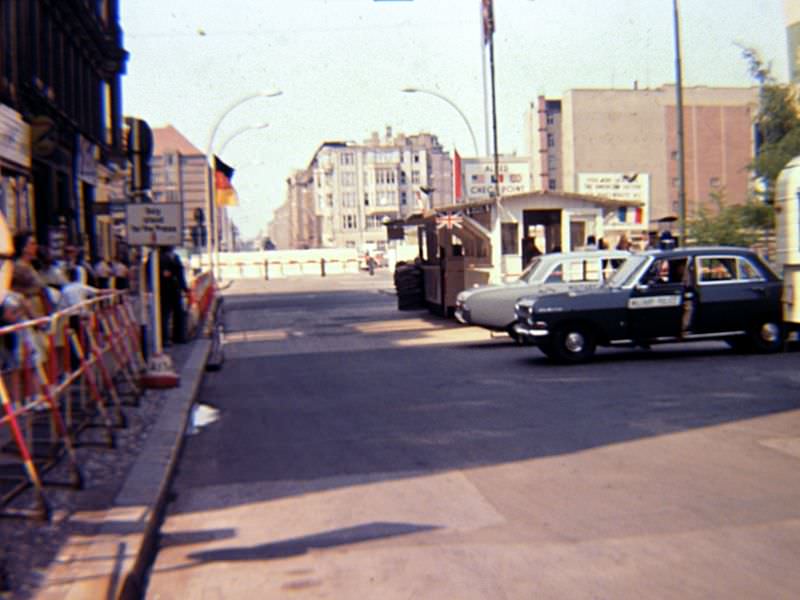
[120,0,789,240]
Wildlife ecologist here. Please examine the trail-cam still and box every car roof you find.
[536,249,630,262]
[639,246,761,259]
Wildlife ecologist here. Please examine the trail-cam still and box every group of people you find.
[1,232,131,373]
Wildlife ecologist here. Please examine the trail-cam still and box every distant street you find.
[146,271,800,599]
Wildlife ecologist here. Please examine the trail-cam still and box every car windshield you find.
[606,255,650,288]
[518,257,543,283]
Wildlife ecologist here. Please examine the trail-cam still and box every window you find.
[413,153,420,163]
[400,191,407,205]
[340,152,354,165]
[697,256,764,283]
[501,223,518,255]
[341,171,355,187]
[400,171,407,184]
[547,133,555,147]
[548,178,557,190]
[411,170,420,184]
[546,113,555,125]
[710,177,721,188]
[364,192,369,206]
[341,214,358,230]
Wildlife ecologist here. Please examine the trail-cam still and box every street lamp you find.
[401,87,480,157]
[217,122,269,157]
[203,90,282,275]
[672,0,687,246]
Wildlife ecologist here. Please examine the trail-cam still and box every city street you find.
[146,272,800,599]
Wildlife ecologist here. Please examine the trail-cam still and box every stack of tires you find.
[394,262,424,310]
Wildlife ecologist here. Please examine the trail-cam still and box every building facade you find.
[150,125,235,253]
[528,86,760,236]
[0,0,127,259]
[274,128,453,250]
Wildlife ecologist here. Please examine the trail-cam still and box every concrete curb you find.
[35,338,211,600]
[117,338,211,600]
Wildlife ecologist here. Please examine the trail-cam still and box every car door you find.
[692,254,781,334]
[626,257,687,340]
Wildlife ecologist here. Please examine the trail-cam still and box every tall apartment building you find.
[276,128,453,249]
[526,97,563,193]
[151,125,233,251]
[528,86,759,225]
[788,0,800,85]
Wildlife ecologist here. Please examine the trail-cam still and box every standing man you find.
[156,247,188,345]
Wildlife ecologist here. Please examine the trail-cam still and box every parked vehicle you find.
[454,250,630,341]
[513,247,789,363]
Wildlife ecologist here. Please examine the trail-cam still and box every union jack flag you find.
[436,212,464,230]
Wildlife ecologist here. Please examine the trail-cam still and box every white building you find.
[274,128,453,251]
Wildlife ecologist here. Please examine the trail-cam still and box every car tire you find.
[748,321,785,353]
[551,324,596,364]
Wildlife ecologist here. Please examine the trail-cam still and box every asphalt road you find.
[146,272,800,599]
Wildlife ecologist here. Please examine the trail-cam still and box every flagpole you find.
[487,1,500,202]
[204,90,282,280]
[481,2,491,157]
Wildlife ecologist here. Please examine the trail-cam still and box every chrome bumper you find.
[513,322,549,338]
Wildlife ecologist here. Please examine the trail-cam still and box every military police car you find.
[513,247,785,363]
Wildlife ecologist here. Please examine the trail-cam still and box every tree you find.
[688,190,773,247]
[741,46,800,200]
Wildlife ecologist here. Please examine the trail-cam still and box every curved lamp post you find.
[203,90,282,275]
[217,122,269,157]
[401,87,480,157]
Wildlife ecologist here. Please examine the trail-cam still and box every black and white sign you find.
[126,203,182,246]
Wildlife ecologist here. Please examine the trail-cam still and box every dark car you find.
[513,247,785,363]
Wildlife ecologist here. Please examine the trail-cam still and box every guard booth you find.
[392,191,646,316]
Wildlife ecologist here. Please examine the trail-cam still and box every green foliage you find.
[688,191,774,247]
[740,46,800,199]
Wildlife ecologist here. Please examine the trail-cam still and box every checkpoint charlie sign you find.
[126,203,182,246]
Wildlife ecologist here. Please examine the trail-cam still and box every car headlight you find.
[515,298,536,314]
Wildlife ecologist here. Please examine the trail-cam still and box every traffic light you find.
[125,117,153,195]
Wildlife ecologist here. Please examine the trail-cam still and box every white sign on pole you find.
[126,203,183,246]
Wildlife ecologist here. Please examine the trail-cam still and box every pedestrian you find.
[11,232,52,318]
[57,267,99,369]
[154,247,188,345]
[616,233,632,251]
[365,251,375,276]
[112,255,130,290]
[94,256,111,289]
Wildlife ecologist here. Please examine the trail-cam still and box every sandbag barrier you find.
[0,292,145,521]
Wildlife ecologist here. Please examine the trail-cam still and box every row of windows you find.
[338,215,388,231]
[337,151,423,165]
[0,1,116,145]
[321,169,422,188]
[320,189,410,210]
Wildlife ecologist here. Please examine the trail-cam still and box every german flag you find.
[214,156,238,207]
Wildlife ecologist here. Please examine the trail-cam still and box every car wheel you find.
[749,321,785,353]
[551,324,596,364]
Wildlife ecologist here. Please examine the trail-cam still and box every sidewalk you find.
[29,337,211,600]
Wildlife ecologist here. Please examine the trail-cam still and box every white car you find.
[455,250,630,342]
